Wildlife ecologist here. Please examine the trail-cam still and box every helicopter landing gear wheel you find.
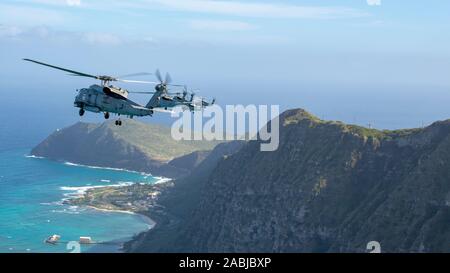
[104,112,110,119]
[79,109,85,116]
[115,120,122,126]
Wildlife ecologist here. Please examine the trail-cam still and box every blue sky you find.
[1,0,449,84]
[1,0,450,130]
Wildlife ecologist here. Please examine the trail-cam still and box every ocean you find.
[0,148,161,253]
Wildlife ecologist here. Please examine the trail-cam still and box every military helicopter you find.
[152,84,216,112]
[23,58,215,126]
[135,70,215,112]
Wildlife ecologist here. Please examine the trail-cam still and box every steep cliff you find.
[127,109,450,253]
[125,140,246,252]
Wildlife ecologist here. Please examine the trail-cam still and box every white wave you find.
[117,182,134,187]
[25,155,45,159]
[63,162,81,167]
[60,182,135,197]
[100,179,111,183]
[52,208,81,215]
[63,161,152,176]
[60,185,107,197]
[51,204,86,214]
[154,177,172,184]
[40,200,64,206]
[116,181,136,185]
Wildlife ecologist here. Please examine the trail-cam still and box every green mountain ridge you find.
[31,119,221,178]
[105,120,220,162]
[126,108,450,253]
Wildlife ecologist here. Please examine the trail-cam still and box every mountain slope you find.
[31,120,220,178]
[125,140,246,252]
[127,109,450,253]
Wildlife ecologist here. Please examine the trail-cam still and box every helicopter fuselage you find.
[74,84,153,117]
[145,85,187,110]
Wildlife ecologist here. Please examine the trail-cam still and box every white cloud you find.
[0,4,67,26]
[24,0,81,7]
[0,25,64,42]
[82,32,122,45]
[66,0,81,6]
[16,0,369,21]
[147,0,369,19]
[0,25,24,38]
[0,24,123,47]
[189,20,256,31]
[367,0,382,6]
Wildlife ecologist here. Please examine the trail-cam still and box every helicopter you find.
[23,58,215,126]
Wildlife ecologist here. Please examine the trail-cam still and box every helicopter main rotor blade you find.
[23,58,99,80]
[118,72,152,78]
[118,79,158,84]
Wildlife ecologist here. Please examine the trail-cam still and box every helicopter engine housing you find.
[103,86,129,99]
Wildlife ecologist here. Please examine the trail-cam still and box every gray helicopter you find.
[23,59,215,126]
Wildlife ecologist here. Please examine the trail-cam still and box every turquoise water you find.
[0,148,160,253]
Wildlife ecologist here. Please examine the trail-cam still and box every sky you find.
[1,0,450,133]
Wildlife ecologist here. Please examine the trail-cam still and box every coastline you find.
[86,205,156,230]
[26,154,155,177]
[77,205,156,253]
[63,161,154,177]
[25,152,171,252]
[62,181,170,252]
